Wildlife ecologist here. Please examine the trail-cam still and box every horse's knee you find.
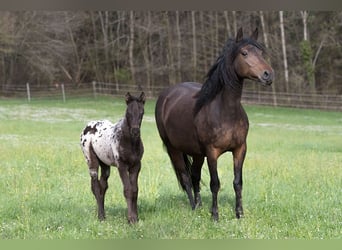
[123,186,131,199]
[233,179,243,192]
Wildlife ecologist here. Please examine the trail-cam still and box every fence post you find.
[26,82,31,102]
[92,81,97,99]
[61,84,66,102]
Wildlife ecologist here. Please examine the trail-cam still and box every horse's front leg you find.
[233,144,247,219]
[207,154,220,221]
[118,163,140,224]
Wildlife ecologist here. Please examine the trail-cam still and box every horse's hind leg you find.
[191,155,204,208]
[166,145,195,209]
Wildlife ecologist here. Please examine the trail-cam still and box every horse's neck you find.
[219,82,244,111]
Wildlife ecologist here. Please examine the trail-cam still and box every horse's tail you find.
[172,153,193,191]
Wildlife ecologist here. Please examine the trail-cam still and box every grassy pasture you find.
[0,97,341,239]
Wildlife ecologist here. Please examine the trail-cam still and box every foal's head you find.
[125,92,145,138]
[233,27,274,85]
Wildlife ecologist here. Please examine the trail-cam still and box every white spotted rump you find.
[80,119,123,167]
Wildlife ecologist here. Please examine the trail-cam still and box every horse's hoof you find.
[98,214,106,221]
[211,212,219,221]
[128,217,139,224]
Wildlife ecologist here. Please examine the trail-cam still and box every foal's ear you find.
[125,92,132,104]
[139,92,146,104]
[236,27,243,42]
[251,27,258,40]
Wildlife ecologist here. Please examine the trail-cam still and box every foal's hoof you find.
[236,211,244,219]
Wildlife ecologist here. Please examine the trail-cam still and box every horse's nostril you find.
[263,71,269,79]
[262,70,273,83]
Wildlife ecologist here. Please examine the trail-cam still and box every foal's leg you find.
[128,162,141,223]
[206,153,220,221]
[98,161,111,219]
[232,144,246,219]
[191,156,204,208]
[118,163,140,224]
[87,146,107,220]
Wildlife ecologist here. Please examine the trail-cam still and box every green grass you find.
[0,97,341,239]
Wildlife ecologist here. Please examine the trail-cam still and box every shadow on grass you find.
[103,190,237,222]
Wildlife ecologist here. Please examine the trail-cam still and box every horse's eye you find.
[241,51,248,57]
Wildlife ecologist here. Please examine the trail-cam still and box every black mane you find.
[193,37,265,115]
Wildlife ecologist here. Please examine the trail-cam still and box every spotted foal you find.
[80,92,145,223]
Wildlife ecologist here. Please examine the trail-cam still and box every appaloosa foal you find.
[80,92,145,223]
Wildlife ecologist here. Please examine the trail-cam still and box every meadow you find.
[0,97,341,239]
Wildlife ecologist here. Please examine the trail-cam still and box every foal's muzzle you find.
[130,127,140,138]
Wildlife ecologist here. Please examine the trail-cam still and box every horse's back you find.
[80,119,122,167]
[155,82,203,155]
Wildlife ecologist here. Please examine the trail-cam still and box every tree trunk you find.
[232,11,237,36]
[176,10,182,83]
[191,11,197,81]
[165,12,176,86]
[223,11,232,38]
[129,11,135,84]
[260,11,277,106]
[279,11,289,93]
[301,11,308,41]
[300,11,316,92]
[99,11,110,82]
[199,11,208,75]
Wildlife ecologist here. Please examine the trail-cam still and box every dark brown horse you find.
[80,92,145,223]
[155,28,274,220]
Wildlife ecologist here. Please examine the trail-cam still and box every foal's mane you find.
[193,37,265,115]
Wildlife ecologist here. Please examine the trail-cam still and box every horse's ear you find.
[236,27,243,42]
[139,92,146,104]
[251,27,258,40]
[125,92,132,104]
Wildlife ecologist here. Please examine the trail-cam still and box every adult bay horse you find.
[80,92,145,223]
[155,28,274,220]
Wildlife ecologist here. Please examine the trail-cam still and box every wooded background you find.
[0,11,341,98]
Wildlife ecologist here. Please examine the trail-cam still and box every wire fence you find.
[1,82,341,111]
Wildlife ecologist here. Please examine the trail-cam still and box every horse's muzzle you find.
[261,70,274,85]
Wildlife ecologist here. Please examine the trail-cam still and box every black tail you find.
[172,153,192,191]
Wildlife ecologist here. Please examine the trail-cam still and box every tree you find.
[300,10,316,92]
[279,11,289,93]
[129,11,135,84]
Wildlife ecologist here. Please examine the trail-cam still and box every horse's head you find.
[125,92,145,138]
[234,27,274,85]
